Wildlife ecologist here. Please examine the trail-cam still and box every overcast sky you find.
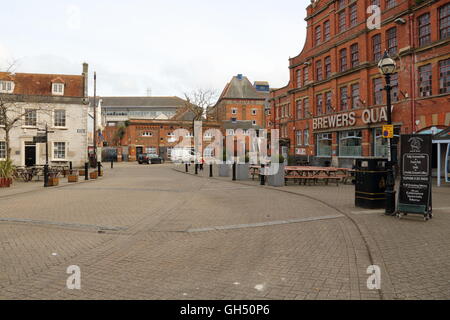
[0,0,308,97]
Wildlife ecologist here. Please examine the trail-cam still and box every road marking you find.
[0,218,126,232]
[351,210,385,215]
[351,207,450,215]
[186,214,344,233]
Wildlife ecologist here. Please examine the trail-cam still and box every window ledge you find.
[22,126,38,129]
[51,127,68,130]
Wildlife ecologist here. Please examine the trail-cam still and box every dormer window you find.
[52,83,65,96]
[0,81,14,93]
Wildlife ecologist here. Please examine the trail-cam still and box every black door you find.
[25,146,36,167]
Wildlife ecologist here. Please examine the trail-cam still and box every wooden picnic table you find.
[249,165,261,180]
[284,166,353,186]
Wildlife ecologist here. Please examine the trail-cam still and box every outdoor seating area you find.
[250,165,355,186]
[13,165,71,182]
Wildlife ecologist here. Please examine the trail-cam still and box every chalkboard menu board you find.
[398,134,432,214]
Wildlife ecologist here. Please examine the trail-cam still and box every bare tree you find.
[183,89,218,121]
[0,63,53,161]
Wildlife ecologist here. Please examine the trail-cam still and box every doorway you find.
[25,144,36,167]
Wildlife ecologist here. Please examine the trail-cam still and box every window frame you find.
[0,140,6,160]
[339,48,348,72]
[53,109,67,128]
[23,109,37,127]
[418,63,433,97]
[349,3,358,27]
[440,3,450,40]
[350,43,359,68]
[52,83,65,96]
[439,58,450,94]
[372,34,382,62]
[418,13,431,47]
[52,141,67,161]
[386,27,397,56]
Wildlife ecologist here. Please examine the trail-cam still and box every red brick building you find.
[102,102,221,161]
[269,0,450,172]
[208,74,270,132]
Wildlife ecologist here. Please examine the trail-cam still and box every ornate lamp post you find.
[378,50,397,215]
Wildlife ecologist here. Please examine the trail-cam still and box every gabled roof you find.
[218,75,269,100]
[99,96,187,108]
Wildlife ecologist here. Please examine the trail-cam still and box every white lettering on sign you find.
[313,107,387,130]
[313,112,356,130]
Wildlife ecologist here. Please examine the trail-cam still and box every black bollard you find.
[85,162,89,181]
[232,162,236,181]
[195,164,198,175]
[111,159,114,169]
[185,163,188,173]
[69,161,73,175]
[44,164,49,187]
[98,161,102,176]
[209,164,213,178]
[260,164,265,186]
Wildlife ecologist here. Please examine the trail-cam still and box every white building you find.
[0,64,90,167]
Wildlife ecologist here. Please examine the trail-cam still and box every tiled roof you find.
[219,75,270,100]
[0,72,84,97]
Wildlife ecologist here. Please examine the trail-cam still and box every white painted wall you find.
[0,102,88,168]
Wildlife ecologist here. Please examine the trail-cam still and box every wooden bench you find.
[285,174,342,186]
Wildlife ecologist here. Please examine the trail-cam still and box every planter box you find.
[90,172,98,179]
[235,164,250,180]
[68,175,78,183]
[0,178,12,188]
[267,164,286,187]
[79,170,86,176]
[48,177,59,187]
[218,164,230,177]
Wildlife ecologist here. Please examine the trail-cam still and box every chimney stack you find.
[82,62,89,99]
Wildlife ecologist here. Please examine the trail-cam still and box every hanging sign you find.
[398,134,433,216]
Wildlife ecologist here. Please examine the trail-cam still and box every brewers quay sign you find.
[313,107,388,130]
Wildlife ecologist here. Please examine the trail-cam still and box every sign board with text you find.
[398,134,432,215]
[383,125,394,139]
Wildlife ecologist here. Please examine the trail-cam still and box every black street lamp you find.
[378,50,397,215]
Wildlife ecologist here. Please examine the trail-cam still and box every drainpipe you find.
[409,14,417,133]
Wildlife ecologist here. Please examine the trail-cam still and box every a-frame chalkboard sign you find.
[397,134,433,221]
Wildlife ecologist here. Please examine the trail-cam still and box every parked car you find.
[138,153,164,164]
[148,154,164,164]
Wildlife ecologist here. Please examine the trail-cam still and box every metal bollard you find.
[69,161,73,175]
[111,159,114,169]
[209,164,213,178]
[185,163,188,173]
[195,164,198,175]
[98,161,102,176]
[260,164,265,186]
[44,164,49,187]
[232,162,236,181]
[85,162,89,180]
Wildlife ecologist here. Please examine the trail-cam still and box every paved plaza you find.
[0,163,449,300]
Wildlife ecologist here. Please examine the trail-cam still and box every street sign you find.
[383,125,394,139]
[398,134,433,218]
[33,135,47,144]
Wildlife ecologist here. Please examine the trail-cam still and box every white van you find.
[171,148,195,163]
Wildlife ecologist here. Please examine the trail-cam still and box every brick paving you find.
[0,162,448,299]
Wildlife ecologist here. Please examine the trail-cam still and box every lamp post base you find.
[385,190,397,215]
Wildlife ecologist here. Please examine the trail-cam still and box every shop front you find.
[311,106,400,168]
